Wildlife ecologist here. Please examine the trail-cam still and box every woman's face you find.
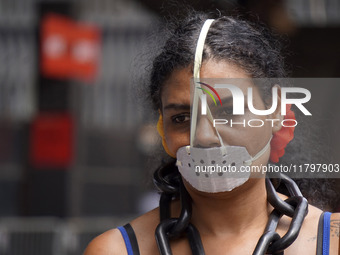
[161,60,281,167]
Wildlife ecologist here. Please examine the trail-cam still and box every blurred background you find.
[0,0,340,254]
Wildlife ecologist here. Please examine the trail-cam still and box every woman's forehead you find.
[200,60,250,79]
[161,60,254,107]
[161,68,192,110]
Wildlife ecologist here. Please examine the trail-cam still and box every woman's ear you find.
[157,113,176,158]
[271,85,283,134]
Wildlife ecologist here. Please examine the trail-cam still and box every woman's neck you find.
[185,178,269,237]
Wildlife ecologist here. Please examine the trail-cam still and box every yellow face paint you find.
[157,114,176,158]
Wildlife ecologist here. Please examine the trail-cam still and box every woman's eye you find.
[172,114,190,124]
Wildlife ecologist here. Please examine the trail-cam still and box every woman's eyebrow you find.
[163,103,191,111]
[220,96,233,105]
[218,94,247,105]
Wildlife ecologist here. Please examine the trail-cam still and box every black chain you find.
[154,162,205,255]
[153,161,308,255]
[254,179,308,254]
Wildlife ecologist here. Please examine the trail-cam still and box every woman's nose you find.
[193,116,221,148]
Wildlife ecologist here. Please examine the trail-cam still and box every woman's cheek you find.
[165,131,190,156]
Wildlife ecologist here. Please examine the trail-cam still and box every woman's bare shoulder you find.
[130,206,160,231]
[83,228,127,255]
[83,207,161,255]
[305,203,323,222]
[299,203,323,236]
[330,212,340,254]
[280,204,320,254]
[129,207,162,254]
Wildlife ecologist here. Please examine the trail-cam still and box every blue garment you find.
[118,224,140,255]
[322,212,331,255]
[118,226,134,255]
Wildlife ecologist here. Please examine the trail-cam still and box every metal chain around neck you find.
[153,161,309,255]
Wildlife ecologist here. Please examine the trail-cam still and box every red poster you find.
[41,14,100,81]
[30,113,74,169]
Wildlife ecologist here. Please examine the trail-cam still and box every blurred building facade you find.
[0,0,159,218]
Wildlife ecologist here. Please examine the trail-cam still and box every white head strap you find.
[190,19,218,147]
[193,19,214,79]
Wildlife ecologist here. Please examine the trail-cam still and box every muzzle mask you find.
[175,19,271,193]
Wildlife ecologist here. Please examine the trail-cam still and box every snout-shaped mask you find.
[175,19,271,193]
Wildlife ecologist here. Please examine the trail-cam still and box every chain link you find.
[153,162,308,255]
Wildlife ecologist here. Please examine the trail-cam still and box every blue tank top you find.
[316,212,332,255]
[118,224,140,255]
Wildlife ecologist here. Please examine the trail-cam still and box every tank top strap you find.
[316,212,332,255]
[117,223,140,255]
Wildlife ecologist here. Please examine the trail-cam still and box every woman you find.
[85,13,340,255]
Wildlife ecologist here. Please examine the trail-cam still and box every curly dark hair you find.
[146,11,339,211]
[149,12,286,110]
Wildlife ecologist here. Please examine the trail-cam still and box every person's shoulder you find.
[282,203,321,254]
[298,203,323,238]
[83,207,162,255]
[83,228,127,255]
[299,203,322,237]
[130,206,160,232]
[330,212,340,255]
[304,203,323,223]
[300,206,340,255]
[129,207,162,254]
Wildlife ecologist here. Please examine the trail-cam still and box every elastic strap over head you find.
[191,19,215,147]
[158,19,218,158]
[193,19,215,79]
[190,19,226,153]
[244,136,273,166]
